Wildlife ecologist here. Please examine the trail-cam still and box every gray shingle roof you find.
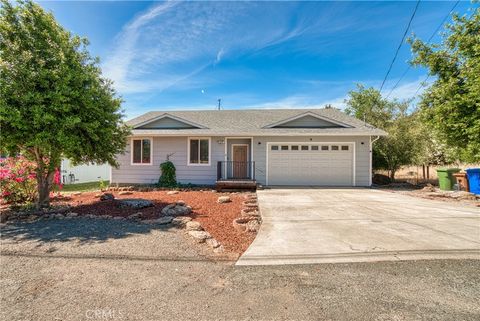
[127,108,387,136]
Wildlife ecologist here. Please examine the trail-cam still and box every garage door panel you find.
[267,144,353,186]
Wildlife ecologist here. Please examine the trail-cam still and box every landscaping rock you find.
[143,216,173,225]
[217,196,231,203]
[172,216,192,227]
[185,221,203,231]
[161,204,192,216]
[66,212,78,218]
[118,198,154,209]
[72,192,82,196]
[113,217,125,220]
[118,191,133,195]
[246,220,261,232]
[422,184,437,192]
[188,230,211,243]
[176,200,185,206]
[167,191,179,195]
[213,245,225,253]
[100,193,115,201]
[206,238,221,249]
[127,212,142,220]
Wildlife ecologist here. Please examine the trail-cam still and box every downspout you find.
[370,136,380,186]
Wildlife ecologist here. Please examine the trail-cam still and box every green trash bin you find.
[436,168,460,191]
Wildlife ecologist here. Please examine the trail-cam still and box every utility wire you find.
[386,0,460,98]
[380,0,421,93]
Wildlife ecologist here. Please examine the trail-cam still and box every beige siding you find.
[112,135,372,186]
[112,136,225,185]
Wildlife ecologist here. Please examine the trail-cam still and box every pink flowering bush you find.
[0,156,62,205]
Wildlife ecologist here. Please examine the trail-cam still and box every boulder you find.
[118,191,133,195]
[127,212,142,220]
[176,200,186,206]
[117,198,154,209]
[172,216,192,227]
[161,204,192,216]
[206,238,221,249]
[246,220,261,232]
[167,191,179,195]
[188,230,211,243]
[213,245,225,253]
[217,196,231,203]
[143,216,173,225]
[72,192,82,196]
[100,193,115,201]
[185,221,203,231]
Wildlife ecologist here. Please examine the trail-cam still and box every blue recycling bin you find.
[466,168,480,195]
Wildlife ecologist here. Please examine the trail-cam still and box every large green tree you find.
[409,7,480,162]
[345,85,422,180]
[0,0,130,208]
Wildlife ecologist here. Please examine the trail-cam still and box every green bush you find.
[159,161,177,187]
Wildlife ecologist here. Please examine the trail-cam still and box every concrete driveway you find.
[237,188,480,265]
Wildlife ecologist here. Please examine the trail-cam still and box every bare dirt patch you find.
[47,190,256,255]
[375,184,480,207]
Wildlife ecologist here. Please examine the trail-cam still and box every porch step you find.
[216,180,257,191]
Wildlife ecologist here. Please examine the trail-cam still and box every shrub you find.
[0,156,37,204]
[159,161,177,187]
[0,156,62,205]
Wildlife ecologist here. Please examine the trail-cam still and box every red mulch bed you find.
[50,190,256,255]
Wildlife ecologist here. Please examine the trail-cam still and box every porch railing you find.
[217,161,255,181]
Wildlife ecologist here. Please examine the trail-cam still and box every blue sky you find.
[38,1,475,119]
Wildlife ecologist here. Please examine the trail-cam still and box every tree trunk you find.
[389,170,396,182]
[36,171,54,209]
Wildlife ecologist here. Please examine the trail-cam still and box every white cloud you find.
[242,95,347,110]
[102,2,361,95]
[383,76,433,101]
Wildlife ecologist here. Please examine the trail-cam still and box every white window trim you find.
[130,137,153,166]
[187,137,211,166]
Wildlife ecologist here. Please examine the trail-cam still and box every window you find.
[281,145,289,151]
[301,145,309,151]
[271,145,279,151]
[321,145,329,151]
[331,145,339,151]
[291,145,299,151]
[189,138,210,165]
[311,145,319,151]
[132,138,152,165]
[341,145,349,151]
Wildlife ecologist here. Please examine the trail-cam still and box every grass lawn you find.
[61,181,106,192]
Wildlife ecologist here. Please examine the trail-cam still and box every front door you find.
[232,145,248,179]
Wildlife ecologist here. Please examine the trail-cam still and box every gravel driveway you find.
[1,218,479,321]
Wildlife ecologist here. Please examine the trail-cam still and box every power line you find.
[379,0,421,93]
[386,0,460,98]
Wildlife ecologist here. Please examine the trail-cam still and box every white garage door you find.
[267,143,354,186]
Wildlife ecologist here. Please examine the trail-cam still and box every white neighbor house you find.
[60,159,110,184]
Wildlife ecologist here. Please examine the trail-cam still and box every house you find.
[60,159,110,184]
[111,108,387,187]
